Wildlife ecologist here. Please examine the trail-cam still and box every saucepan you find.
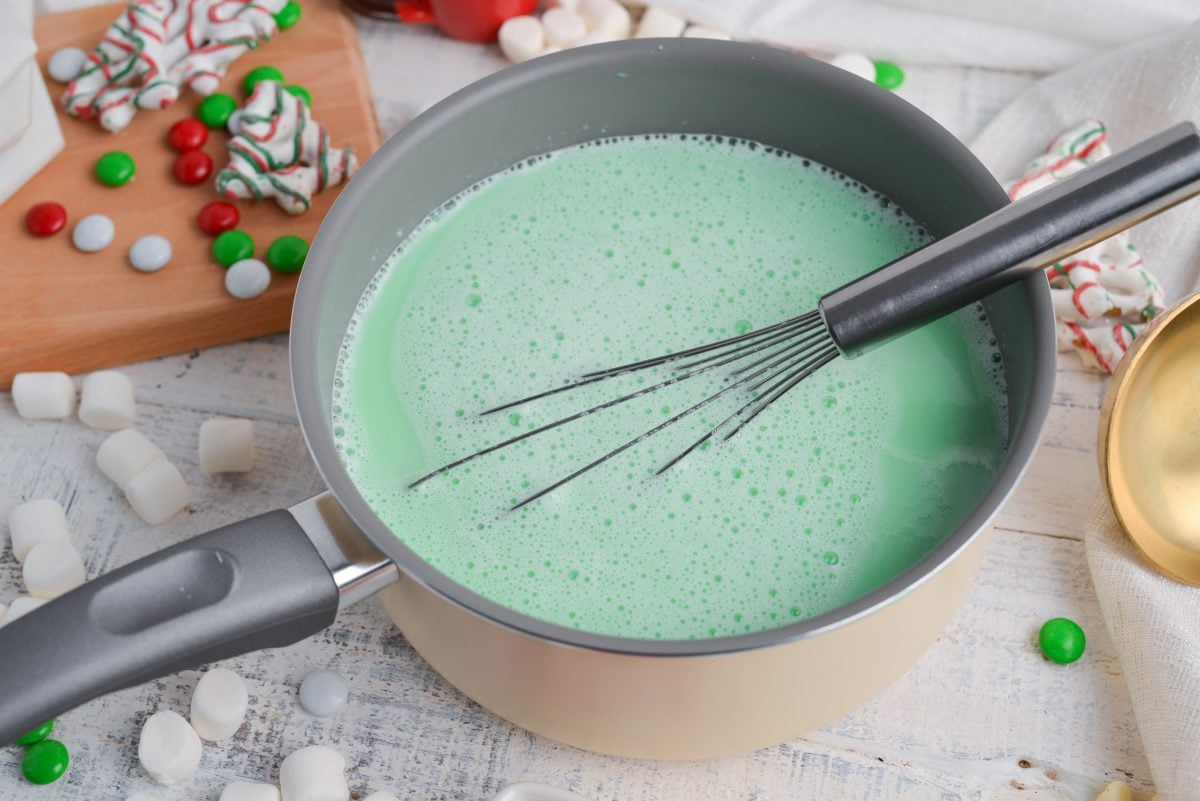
[0,40,1054,759]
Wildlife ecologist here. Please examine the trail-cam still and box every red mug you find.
[393,0,539,41]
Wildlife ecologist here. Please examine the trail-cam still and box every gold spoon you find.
[1099,289,1200,585]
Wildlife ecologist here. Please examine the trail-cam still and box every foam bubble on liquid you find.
[333,134,1009,640]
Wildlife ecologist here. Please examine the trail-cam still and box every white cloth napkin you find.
[967,23,1200,801]
[654,0,1198,71]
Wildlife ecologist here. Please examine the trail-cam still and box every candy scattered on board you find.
[22,739,70,785]
[225,258,272,299]
[216,79,358,214]
[198,201,241,235]
[129,235,174,273]
[15,720,55,746]
[214,230,256,267]
[24,202,67,237]
[266,235,309,273]
[63,0,290,133]
[1005,120,1165,374]
[168,118,209,153]
[1039,617,1086,664]
[299,670,349,717]
[198,93,240,129]
[72,212,115,252]
[174,150,214,186]
[95,150,136,187]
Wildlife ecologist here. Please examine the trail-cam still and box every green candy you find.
[266,235,309,273]
[244,65,285,94]
[197,93,237,129]
[213,230,255,267]
[95,151,136,187]
[1039,617,1086,664]
[284,84,311,107]
[15,720,54,746]
[873,59,904,90]
[22,739,69,785]
[274,1,302,30]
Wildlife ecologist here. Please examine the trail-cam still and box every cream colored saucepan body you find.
[0,41,1055,758]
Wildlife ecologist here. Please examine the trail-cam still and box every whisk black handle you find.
[819,122,1200,358]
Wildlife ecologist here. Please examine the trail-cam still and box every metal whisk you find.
[412,123,1200,509]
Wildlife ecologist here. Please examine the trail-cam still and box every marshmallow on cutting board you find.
[79,370,136,430]
[198,418,254,473]
[7,498,71,563]
[138,709,202,785]
[23,539,85,600]
[11,372,75,419]
[279,745,349,801]
[0,595,47,626]
[190,667,248,741]
[221,782,281,801]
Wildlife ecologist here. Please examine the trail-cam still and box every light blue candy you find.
[299,670,348,717]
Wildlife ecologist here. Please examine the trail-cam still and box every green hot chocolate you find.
[333,134,1007,640]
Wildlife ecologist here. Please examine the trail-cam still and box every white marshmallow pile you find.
[190,666,249,741]
[11,372,75,419]
[98,428,190,525]
[198,418,255,473]
[138,709,203,785]
[498,0,728,64]
[280,745,350,801]
[5,497,87,603]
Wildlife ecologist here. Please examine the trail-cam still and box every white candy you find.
[221,781,281,801]
[225,258,271,300]
[634,7,686,38]
[190,667,248,741]
[829,51,876,82]
[79,370,136,430]
[48,47,88,83]
[73,213,115,252]
[129,235,173,273]
[23,540,86,600]
[542,7,587,46]
[138,709,203,785]
[682,25,731,40]
[580,0,631,38]
[198,418,254,473]
[97,428,165,488]
[8,498,71,563]
[362,793,400,801]
[498,16,545,63]
[125,459,190,525]
[11,371,75,419]
[279,746,349,801]
[0,596,47,626]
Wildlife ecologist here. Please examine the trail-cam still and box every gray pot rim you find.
[291,39,1056,658]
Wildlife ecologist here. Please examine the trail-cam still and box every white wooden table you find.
[0,19,1153,801]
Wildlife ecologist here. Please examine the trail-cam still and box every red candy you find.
[25,202,67,237]
[167,118,209,152]
[197,201,240,235]
[173,150,213,185]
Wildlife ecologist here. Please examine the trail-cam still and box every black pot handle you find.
[0,495,396,745]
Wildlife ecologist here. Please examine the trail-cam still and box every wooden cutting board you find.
[0,0,381,389]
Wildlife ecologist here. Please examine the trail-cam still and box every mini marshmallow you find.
[829,51,875,82]
[98,428,166,488]
[634,6,686,38]
[23,540,86,600]
[125,459,190,525]
[0,596,47,626]
[139,709,203,785]
[580,0,631,38]
[79,370,136,430]
[279,745,349,801]
[362,793,400,801]
[498,16,545,63]
[542,7,588,46]
[682,25,732,40]
[221,782,281,801]
[8,498,71,563]
[198,418,254,473]
[11,372,75,419]
[190,667,248,741]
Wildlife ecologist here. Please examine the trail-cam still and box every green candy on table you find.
[22,739,69,785]
[1039,617,1086,664]
[274,0,302,30]
[244,65,285,94]
[197,93,238,129]
[266,235,309,273]
[15,720,54,746]
[873,59,905,90]
[213,230,255,267]
[94,151,135,187]
[285,85,311,107]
